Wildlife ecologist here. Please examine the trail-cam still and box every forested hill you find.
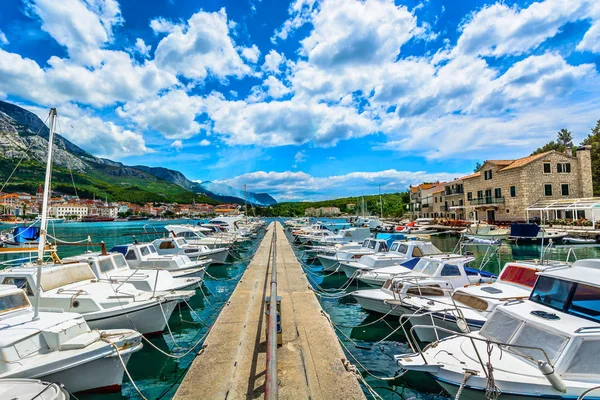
[254,193,409,217]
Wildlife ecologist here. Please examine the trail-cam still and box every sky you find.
[0,0,599,201]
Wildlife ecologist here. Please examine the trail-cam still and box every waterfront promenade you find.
[174,221,365,400]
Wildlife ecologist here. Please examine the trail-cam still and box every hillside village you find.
[0,184,242,221]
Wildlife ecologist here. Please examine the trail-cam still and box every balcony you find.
[445,189,464,196]
[469,197,505,206]
[421,203,430,209]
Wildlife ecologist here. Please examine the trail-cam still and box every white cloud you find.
[171,139,183,151]
[150,17,178,35]
[199,139,211,146]
[117,90,204,139]
[0,30,8,46]
[454,0,593,57]
[203,94,376,147]
[28,0,123,63]
[299,0,420,68]
[154,8,253,81]
[241,44,260,63]
[23,103,150,159]
[262,49,286,73]
[263,76,292,99]
[134,38,151,57]
[217,169,461,201]
[272,0,317,43]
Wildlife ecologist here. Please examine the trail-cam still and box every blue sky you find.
[0,0,599,201]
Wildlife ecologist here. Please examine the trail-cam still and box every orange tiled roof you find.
[460,171,481,180]
[499,151,552,171]
[410,186,418,193]
[486,160,513,166]
[432,186,446,193]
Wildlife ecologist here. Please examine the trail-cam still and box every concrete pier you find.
[174,222,365,400]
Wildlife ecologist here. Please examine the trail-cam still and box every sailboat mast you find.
[244,184,248,216]
[379,184,383,219]
[34,107,57,320]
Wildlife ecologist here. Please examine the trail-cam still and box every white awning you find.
[526,197,600,211]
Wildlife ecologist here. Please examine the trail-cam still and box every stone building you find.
[51,203,88,219]
[408,146,593,222]
[462,147,592,222]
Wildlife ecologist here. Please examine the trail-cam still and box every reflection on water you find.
[290,218,600,399]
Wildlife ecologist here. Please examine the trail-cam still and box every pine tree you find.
[474,161,482,172]
[557,128,573,148]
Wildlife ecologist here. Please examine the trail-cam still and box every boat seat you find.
[40,263,96,291]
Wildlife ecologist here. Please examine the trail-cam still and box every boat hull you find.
[41,346,139,393]
[317,256,343,272]
[85,299,178,335]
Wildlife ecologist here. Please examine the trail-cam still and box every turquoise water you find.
[0,219,264,400]
[287,218,600,399]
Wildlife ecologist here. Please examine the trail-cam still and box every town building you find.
[304,207,341,217]
[409,146,593,222]
[51,203,88,219]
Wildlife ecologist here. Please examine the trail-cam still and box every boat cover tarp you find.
[12,227,40,243]
[510,223,540,238]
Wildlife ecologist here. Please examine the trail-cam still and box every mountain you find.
[0,101,276,205]
[198,181,277,206]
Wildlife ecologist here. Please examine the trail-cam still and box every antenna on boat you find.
[33,107,57,321]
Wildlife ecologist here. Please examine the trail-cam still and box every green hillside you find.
[254,192,409,217]
[0,157,219,205]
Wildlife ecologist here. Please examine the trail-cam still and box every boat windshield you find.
[148,245,158,254]
[390,243,398,252]
[113,254,129,269]
[530,276,600,323]
[396,244,408,255]
[367,240,376,249]
[0,291,30,313]
[413,259,441,276]
[500,265,539,288]
[480,309,568,363]
[98,258,115,273]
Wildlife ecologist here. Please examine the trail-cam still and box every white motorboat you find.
[352,254,494,323]
[396,258,600,400]
[165,224,235,249]
[316,238,390,272]
[110,243,209,279]
[311,227,371,247]
[462,222,510,240]
[63,251,203,291]
[562,236,597,244]
[0,379,69,400]
[0,262,194,335]
[403,260,567,342]
[0,284,142,393]
[153,237,229,264]
[510,223,569,243]
[339,240,442,278]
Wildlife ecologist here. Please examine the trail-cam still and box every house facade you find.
[410,146,593,222]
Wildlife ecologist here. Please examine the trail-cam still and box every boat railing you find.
[398,306,471,345]
[403,324,555,371]
[265,224,278,400]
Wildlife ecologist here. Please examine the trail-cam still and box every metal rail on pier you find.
[265,225,278,400]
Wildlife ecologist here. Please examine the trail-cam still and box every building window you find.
[506,209,510,213]
[477,190,483,199]
[434,197,437,203]
[494,188,502,198]
[467,192,472,200]
[561,184,569,196]
[544,184,553,196]
[557,163,571,173]
[543,163,551,173]
[484,170,493,180]
[510,185,516,197]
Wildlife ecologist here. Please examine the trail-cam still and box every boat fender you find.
[456,317,469,333]
[538,361,567,393]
